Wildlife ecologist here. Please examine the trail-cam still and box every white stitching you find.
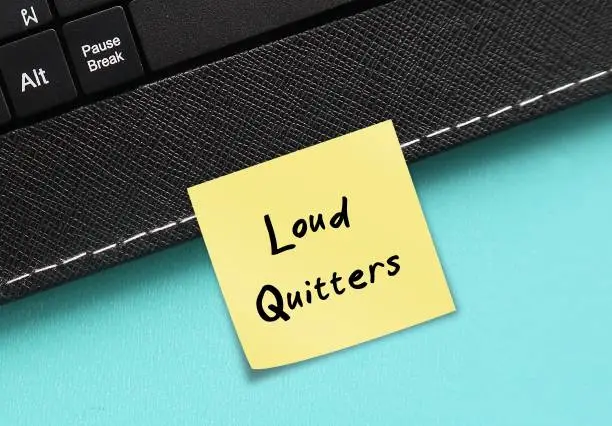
[93,244,117,255]
[62,252,87,265]
[401,69,609,150]
[579,71,608,84]
[34,264,57,273]
[402,138,421,148]
[456,117,481,128]
[3,67,611,288]
[179,215,197,224]
[2,214,197,287]
[426,127,451,138]
[487,105,513,117]
[6,274,31,285]
[150,222,177,233]
[123,232,147,244]
[547,83,575,95]
[519,95,544,107]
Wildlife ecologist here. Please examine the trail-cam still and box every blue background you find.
[2,95,612,425]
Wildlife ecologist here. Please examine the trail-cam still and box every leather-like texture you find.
[1,0,611,303]
[129,0,355,70]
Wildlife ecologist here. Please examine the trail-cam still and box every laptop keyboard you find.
[0,0,357,128]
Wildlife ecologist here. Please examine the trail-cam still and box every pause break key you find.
[63,6,144,94]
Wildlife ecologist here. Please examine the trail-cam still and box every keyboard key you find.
[0,0,53,41]
[0,30,77,118]
[129,0,355,70]
[53,0,115,17]
[63,7,144,94]
[0,89,11,126]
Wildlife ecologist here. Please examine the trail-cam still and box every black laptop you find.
[1,0,611,303]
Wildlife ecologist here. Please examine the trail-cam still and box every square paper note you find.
[188,121,455,369]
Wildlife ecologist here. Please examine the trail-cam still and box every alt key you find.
[63,6,144,94]
[0,30,77,118]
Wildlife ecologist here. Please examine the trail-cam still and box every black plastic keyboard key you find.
[0,30,77,118]
[53,0,115,17]
[0,89,11,126]
[129,0,354,70]
[64,7,144,94]
[0,0,53,41]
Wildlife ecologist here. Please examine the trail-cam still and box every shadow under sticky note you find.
[1,95,612,425]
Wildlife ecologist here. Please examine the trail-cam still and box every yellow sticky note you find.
[188,121,455,369]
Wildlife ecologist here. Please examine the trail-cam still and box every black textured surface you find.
[0,89,9,125]
[129,0,354,70]
[53,0,115,17]
[1,0,612,303]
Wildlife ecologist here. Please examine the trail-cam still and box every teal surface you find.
[2,96,612,425]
